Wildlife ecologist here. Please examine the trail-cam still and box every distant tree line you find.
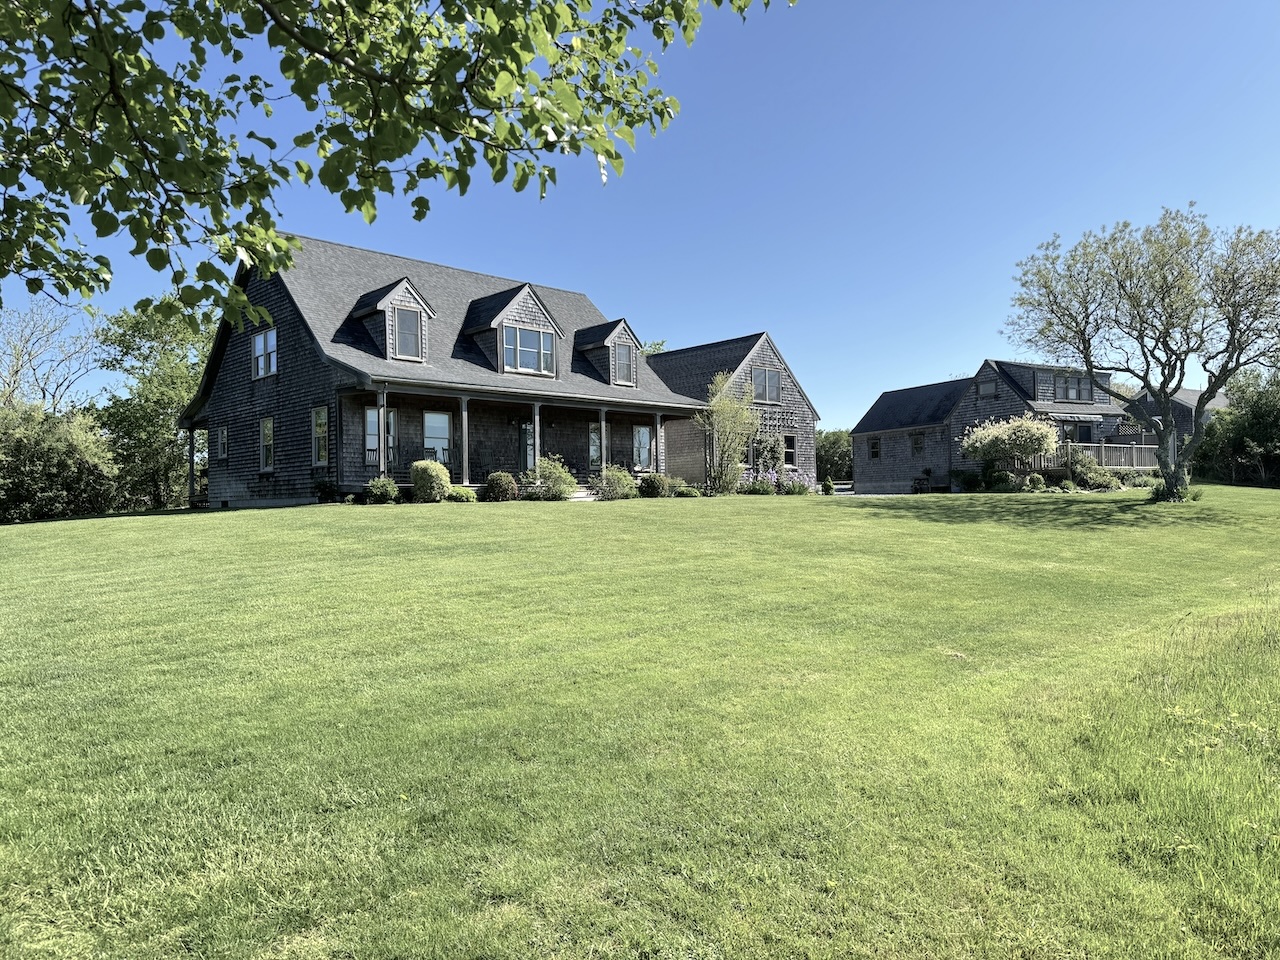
[0,301,210,524]
[1194,368,1280,486]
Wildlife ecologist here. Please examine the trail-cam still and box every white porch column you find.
[460,395,471,486]
[377,385,388,477]
[653,413,662,474]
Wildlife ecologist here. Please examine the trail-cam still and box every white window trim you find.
[252,328,277,379]
[311,406,329,466]
[217,426,228,459]
[259,417,274,472]
[393,307,424,361]
[784,434,797,467]
[614,342,636,386]
[632,424,653,471]
[502,323,556,376]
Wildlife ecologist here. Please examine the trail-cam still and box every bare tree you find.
[1008,206,1280,500]
[696,372,760,495]
[0,301,99,413]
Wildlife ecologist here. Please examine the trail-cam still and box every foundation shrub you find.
[589,464,638,500]
[364,477,400,504]
[638,473,673,498]
[519,455,576,501]
[482,471,518,502]
[410,459,452,503]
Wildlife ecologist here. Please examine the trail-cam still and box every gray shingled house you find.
[648,333,818,484]
[1130,387,1230,444]
[851,359,1140,493]
[180,237,816,506]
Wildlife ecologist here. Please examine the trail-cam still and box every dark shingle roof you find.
[574,319,626,351]
[277,236,697,409]
[1173,387,1230,411]
[852,378,972,434]
[646,333,766,402]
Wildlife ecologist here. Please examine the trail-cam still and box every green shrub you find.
[1026,472,1045,491]
[313,479,339,503]
[1188,486,1205,501]
[482,471,518,502]
[638,473,673,498]
[411,459,452,503]
[342,494,356,505]
[364,477,400,504]
[1129,473,1162,489]
[1065,451,1120,491]
[739,477,776,495]
[779,480,811,495]
[444,485,477,502]
[589,464,638,500]
[988,470,1022,492]
[1059,479,1078,493]
[673,485,701,498]
[518,455,576,501]
[821,476,835,496]
[950,469,983,492]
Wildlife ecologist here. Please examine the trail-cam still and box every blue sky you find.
[11,1,1280,426]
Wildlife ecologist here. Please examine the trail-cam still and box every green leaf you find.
[145,248,169,271]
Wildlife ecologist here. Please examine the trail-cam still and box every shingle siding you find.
[853,424,952,494]
[205,271,341,507]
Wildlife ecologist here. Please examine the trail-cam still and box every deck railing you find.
[1023,441,1159,472]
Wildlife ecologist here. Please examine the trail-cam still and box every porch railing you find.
[1023,441,1158,472]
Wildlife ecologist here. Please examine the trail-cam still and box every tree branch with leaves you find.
[0,0,791,330]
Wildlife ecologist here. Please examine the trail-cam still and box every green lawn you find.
[1,488,1277,958]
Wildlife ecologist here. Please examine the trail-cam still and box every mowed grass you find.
[0,488,1277,959]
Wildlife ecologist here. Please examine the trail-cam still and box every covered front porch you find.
[335,386,690,491]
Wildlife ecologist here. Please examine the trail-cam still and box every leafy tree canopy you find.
[1007,205,1280,499]
[0,0,788,329]
[959,414,1058,469]
[815,427,850,481]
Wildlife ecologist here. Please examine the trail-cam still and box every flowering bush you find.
[960,414,1058,468]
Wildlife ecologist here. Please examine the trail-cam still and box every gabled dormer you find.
[574,318,642,388]
[462,283,564,377]
[349,277,434,362]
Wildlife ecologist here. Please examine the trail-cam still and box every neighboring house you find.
[1131,387,1230,442]
[851,359,1131,494]
[179,236,816,506]
[647,333,819,484]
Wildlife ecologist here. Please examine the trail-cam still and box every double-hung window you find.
[911,433,925,457]
[503,325,555,374]
[615,342,635,385]
[784,434,797,467]
[259,417,274,471]
[394,307,422,360]
[869,437,881,459]
[312,407,329,466]
[217,426,228,459]
[252,328,277,378]
[752,367,781,403]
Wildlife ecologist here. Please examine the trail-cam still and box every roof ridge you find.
[651,332,766,358]
[287,234,595,300]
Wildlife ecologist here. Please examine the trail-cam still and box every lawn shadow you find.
[838,492,1224,531]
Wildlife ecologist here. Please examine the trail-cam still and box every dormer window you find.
[615,342,635,385]
[252,328,276,378]
[394,307,422,360]
[504,325,555,375]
